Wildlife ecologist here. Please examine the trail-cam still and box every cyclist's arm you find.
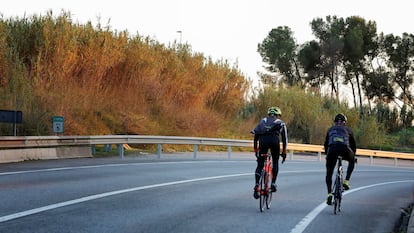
[323,129,330,154]
[253,134,259,150]
[349,130,357,154]
[280,123,288,153]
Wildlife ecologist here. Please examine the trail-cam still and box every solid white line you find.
[0,173,251,223]
[290,180,414,233]
[2,161,413,224]
[2,160,413,176]
[0,161,248,176]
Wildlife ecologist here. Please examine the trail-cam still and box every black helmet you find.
[334,113,347,123]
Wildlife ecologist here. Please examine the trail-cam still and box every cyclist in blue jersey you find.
[324,113,356,205]
[251,106,288,199]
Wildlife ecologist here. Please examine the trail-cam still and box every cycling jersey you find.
[252,117,288,153]
[324,125,356,154]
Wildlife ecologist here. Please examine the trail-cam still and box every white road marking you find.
[1,162,412,176]
[0,173,251,223]
[0,161,250,176]
[290,180,414,233]
[1,161,413,225]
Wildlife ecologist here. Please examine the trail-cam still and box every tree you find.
[257,26,302,86]
[342,16,378,115]
[298,40,324,88]
[382,33,414,108]
[309,16,345,98]
[362,71,394,103]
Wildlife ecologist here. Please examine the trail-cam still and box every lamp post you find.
[176,30,182,44]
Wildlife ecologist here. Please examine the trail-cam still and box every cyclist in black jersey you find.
[251,106,288,199]
[324,113,356,205]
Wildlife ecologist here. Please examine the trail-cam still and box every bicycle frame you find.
[259,153,273,212]
[332,156,343,214]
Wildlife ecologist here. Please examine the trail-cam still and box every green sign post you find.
[52,116,64,134]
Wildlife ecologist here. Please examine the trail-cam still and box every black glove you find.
[281,153,286,163]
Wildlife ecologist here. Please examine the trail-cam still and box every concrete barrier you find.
[0,146,92,163]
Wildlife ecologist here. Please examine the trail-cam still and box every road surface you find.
[0,152,413,233]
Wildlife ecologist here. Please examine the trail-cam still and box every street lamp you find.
[176,30,182,44]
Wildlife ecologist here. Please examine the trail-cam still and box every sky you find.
[2,0,412,87]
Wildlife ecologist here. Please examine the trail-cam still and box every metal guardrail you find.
[0,135,413,163]
[286,142,414,165]
[0,135,250,160]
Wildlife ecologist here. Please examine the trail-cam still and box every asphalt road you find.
[0,153,413,233]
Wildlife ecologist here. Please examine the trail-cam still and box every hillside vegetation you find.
[0,11,412,152]
[0,11,249,138]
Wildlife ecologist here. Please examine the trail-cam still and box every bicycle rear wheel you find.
[265,171,272,209]
[259,170,266,212]
[333,176,342,214]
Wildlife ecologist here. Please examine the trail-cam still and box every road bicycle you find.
[258,152,273,212]
[332,156,344,214]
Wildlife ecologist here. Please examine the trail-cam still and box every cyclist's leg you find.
[270,144,280,184]
[255,148,267,185]
[344,149,355,181]
[325,148,337,205]
[254,154,265,199]
[325,148,336,194]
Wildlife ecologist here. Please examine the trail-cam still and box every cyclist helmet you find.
[334,113,347,123]
[268,106,282,116]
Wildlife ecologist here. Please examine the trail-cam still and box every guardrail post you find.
[91,145,96,155]
[194,144,198,159]
[228,146,232,159]
[104,144,112,152]
[289,150,293,160]
[318,152,322,161]
[157,144,162,159]
[370,156,374,165]
[394,158,398,166]
[117,144,124,159]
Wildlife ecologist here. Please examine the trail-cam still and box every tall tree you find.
[362,71,394,103]
[342,16,378,115]
[382,33,414,108]
[309,16,345,98]
[257,26,301,86]
[298,40,324,88]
